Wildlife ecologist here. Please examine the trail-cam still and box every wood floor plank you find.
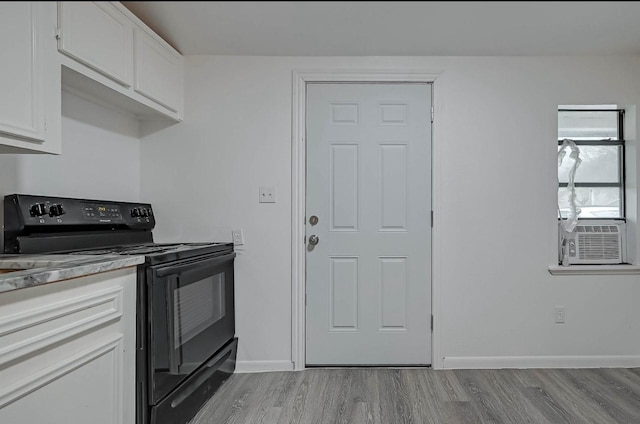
[558,369,640,424]
[313,369,353,424]
[278,370,313,424]
[602,368,640,395]
[230,373,282,424]
[533,369,618,424]
[403,369,440,424]
[577,369,640,423]
[440,401,483,424]
[253,407,283,424]
[361,367,383,424]
[454,370,505,424]
[433,370,470,402]
[483,369,550,424]
[521,386,575,424]
[377,369,414,424]
[188,368,640,424]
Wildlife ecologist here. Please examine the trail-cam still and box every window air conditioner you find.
[560,220,626,265]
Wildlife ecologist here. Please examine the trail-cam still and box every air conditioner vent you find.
[578,234,620,260]
[575,225,619,233]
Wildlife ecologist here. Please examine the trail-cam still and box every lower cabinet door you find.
[0,337,124,424]
[0,267,136,424]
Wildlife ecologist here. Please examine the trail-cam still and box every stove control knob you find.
[49,204,65,217]
[141,208,149,217]
[30,203,47,217]
[131,208,140,217]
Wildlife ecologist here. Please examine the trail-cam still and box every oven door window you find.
[173,274,225,350]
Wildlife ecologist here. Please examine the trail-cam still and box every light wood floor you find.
[190,368,640,424]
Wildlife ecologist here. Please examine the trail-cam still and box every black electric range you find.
[3,194,237,424]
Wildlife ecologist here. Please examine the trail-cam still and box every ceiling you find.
[122,1,640,56]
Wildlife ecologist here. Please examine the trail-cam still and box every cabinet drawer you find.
[58,1,133,87]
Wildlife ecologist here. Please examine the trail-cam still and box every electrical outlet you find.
[554,306,566,324]
[259,186,276,203]
[231,229,244,246]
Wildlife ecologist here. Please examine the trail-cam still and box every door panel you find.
[306,83,432,365]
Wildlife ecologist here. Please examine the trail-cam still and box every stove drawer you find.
[150,338,237,424]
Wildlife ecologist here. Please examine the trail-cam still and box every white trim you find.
[291,69,443,371]
[235,360,295,373]
[442,355,640,369]
[548,264,640,275]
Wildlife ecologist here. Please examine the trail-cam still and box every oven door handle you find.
[155,252,236,277]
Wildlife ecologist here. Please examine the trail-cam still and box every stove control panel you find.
[82,204,122,221]
[130,207,153,218]
[3,194,155,229]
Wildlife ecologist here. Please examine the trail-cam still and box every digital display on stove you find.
[82,203,123,221]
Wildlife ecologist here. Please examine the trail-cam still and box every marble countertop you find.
[0,254,145,294]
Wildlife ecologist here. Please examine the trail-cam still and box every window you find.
[558,108,625,220]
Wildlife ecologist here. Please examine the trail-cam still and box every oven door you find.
[148,251,235,404]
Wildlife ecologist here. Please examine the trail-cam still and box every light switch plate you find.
[259,186,276,203]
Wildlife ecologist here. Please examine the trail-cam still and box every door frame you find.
[291,69,443,370]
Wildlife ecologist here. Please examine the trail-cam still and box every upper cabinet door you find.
[58,2,133,87]
[0,3,44,143]
[133,28,183,113]
[0,2,60,154]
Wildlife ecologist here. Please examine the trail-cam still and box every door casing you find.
[291,69,443,370]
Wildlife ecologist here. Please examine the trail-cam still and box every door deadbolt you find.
[308,235,319,246]
[309,215,319,225]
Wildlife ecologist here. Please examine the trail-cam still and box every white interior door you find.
[306,83,432,365]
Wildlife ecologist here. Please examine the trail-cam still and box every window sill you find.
[548,264,640,276]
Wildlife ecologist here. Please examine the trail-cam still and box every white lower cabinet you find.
[0,267,136,424]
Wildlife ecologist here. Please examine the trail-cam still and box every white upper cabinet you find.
[134,28,183,113]
[58,1,133,87]
[57,2,183,121]
[0,2,61,154]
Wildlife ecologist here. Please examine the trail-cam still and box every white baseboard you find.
[442,355,640,369]
[235,360,294,373]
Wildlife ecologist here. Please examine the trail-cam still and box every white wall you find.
[0,91,141,199]
[0,91,141,250]
[140,55,640,369]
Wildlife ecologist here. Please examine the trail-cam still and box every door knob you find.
[308,235,319,246]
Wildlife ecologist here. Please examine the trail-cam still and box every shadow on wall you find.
[61,89,141,138]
